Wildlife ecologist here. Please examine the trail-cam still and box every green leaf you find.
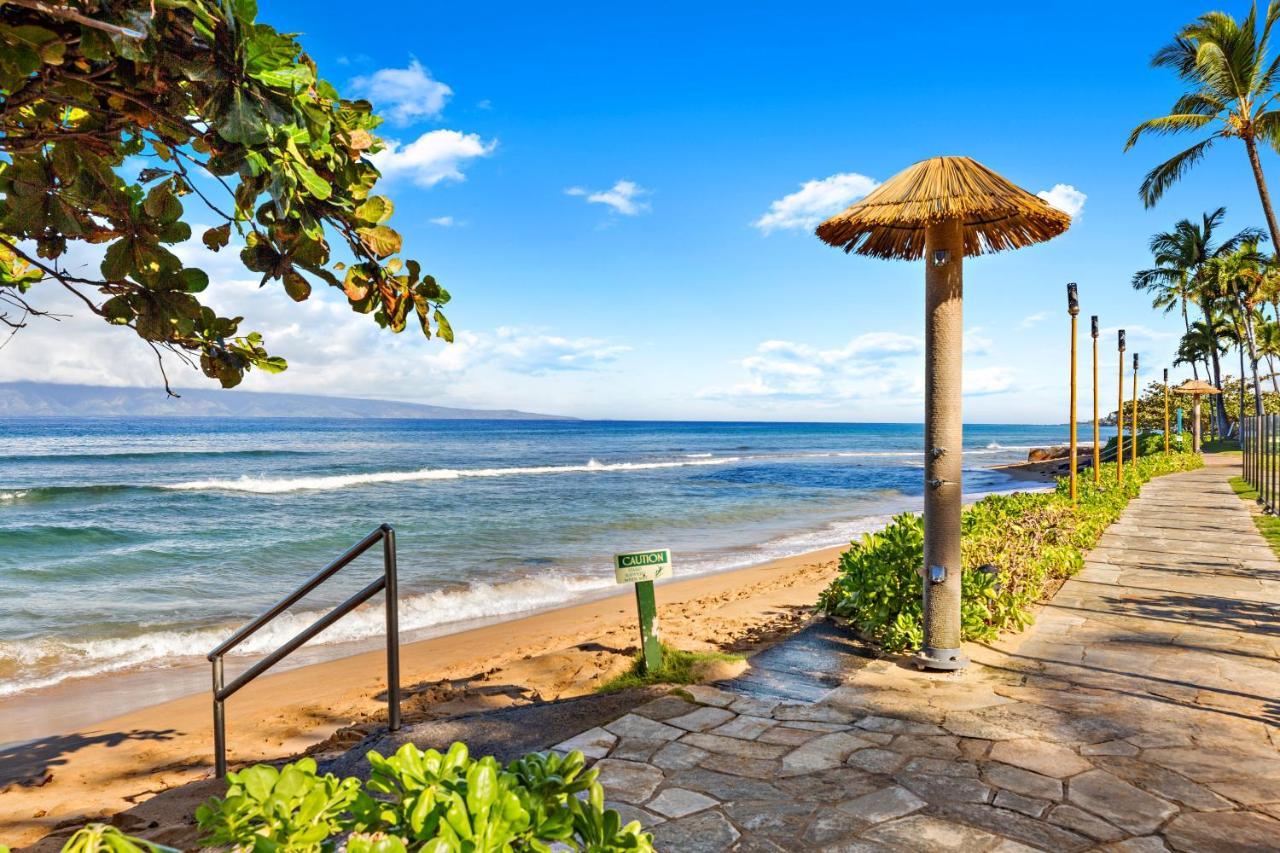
[215,88,268,145]
[355,196,393,224]
[292,160,332,200]
[357,226,401,259]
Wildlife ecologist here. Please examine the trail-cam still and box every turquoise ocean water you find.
[0,418,1087,697]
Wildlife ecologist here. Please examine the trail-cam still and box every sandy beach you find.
[0,543,842,848]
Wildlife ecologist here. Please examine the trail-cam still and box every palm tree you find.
[1126,2,1280,249]
[1204,242,1269,414]
[1259,318,1280,391]
[1134,209,1265,431]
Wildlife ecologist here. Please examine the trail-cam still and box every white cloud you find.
[964,327,993,356]
[753,173,880,234]
[0,235,628,402]
[565,180,650,216]
[429,216,457,227]
[702,330,1014,404]
[372,130,497,187]
[1020,312,1047,329]
[1037,184,1087,218]
[350,59,453,125]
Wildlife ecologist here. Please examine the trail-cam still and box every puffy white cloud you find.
[1037,184,1087,218]
[753,173,880,233]
[1020,311,1047,328]
[350,59,453,125]
[429,216,457,226]
[565,180,650,216]
[371,130,497,187]
[701,330,1013,404]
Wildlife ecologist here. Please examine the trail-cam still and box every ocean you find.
[0,418,1086,699]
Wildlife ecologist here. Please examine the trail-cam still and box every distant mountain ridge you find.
[0,382,573,420]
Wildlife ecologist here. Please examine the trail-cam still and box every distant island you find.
[0,382,573,420]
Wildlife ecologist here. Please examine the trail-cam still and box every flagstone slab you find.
[780,731,871,775]
[593,759,664,804]
[644,787,717,818]
[1066,769,1178,835]
[602,714,682,741]
[863,814,1001,851]
[648,809,740,852]
[666,706,737,732]
[1162,810,1280,852]
[551,726,616,759]
[836,785,925,824]
[989,738,1092,778]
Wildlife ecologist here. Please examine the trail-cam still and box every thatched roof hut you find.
[815,156,1072,260]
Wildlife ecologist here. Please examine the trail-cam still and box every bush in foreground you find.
[17,744,653,853]
[818,450,1203,651]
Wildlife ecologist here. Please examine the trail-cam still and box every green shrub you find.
[1103,430,1188,457]
[187,743,654,853]
[819,450,1203,651]
[195,757,360,851]
[49,826,178,853]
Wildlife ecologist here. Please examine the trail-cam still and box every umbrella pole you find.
[919,219,967,671]
[1193,397,1202,453]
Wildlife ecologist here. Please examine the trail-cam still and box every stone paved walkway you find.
[553,454,1280,851]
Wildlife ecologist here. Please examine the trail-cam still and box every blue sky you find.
[7,1,1279,421]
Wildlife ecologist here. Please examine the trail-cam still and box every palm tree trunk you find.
[1240,298,1265,416]
[1269,353,1279,394]
[1182,299,1200,380]
[1246,135,1280,251]
[1201,299,1230,434]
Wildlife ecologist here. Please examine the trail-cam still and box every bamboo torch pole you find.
[1163,368,1170,454]
[1092,316,1100,486]
[1131,353,1139,466]
[1117,330,1126,483]
[1068,284,1079,503]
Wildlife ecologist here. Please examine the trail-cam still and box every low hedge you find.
[818,450,1203,652]
[1102,430,1189,457]
[17,744,654,853]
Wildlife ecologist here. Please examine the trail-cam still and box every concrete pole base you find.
[915,646,970,671]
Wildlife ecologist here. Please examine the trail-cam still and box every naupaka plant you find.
[0,0,451,391]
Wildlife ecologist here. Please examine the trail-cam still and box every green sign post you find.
[614,549,671,674]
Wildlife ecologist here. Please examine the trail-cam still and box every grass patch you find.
[1203,437,1241,453]
[596,644,745,693]
[1228,475,1280,559]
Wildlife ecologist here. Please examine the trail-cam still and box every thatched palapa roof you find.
[1174,379,1221,395]
[815,156,1072,260]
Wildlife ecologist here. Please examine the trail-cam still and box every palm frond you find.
[1139,136,1220,207]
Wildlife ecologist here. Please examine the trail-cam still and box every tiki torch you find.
[1092,316,1100,486]
[1117,330,1126,483]
[1068,284,1079,503]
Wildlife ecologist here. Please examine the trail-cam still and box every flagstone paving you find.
[552,455,1280,851]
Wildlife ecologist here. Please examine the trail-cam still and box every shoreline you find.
[0,541,845,847]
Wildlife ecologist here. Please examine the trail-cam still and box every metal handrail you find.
[207,523,401,777]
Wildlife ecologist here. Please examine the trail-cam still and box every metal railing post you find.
[213,656,226,778]
[383,524,401,732]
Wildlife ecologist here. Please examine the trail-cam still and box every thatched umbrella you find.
[1174,379,1221,453]
[817,156,1070,671]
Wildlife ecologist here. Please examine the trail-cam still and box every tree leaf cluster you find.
[0,0,450,387]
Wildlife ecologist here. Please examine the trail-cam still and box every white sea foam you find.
[0,573,613,697]
[161,456,742,494]
[0,491,28,502]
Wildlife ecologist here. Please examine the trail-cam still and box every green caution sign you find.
[614,549,671,673]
